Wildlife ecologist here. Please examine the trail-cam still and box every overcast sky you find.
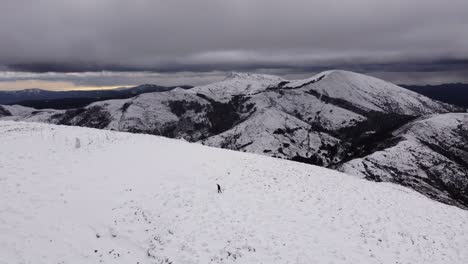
[1,0,467,90]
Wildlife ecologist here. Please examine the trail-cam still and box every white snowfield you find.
[1,121,468,264]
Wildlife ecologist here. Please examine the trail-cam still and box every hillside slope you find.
[340,113,468,208]
[0,70,465,208]
[285,70,454,115]
[1,121,468,264]
[0,84,192,107]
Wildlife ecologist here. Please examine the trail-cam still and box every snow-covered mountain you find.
[1,121,468,264]
[340,113,468,208]
[284,70,454,115]
[0,84,192,108]
[1,70,466,208]
[190,72,285,102]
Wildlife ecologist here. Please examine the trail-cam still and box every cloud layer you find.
[1,0,467,72]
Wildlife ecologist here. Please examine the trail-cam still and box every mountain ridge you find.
[1,70,466,208]
[401,83,468,108]
[0,84,193,108]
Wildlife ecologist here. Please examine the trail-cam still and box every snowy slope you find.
[202,107,342,164]
[286,70,457,115]
[1,121,468,264]
[0,104,64,122]
[0,105,11,117]
[189,72,285,102]
[60,89,213,141]
[0,70,456,135]
[340,113,468,208]
[0,70,464,208]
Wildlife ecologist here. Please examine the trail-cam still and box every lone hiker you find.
[217,184,222,194]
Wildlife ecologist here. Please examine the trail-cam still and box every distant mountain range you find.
[401,83,468,108]
[0,84,193,109]
[1,80,466,110]
[1,70,467,209]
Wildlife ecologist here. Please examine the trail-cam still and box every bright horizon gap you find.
[1,69,468,91]
[0,80,135,91]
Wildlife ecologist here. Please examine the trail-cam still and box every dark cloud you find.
[1,0,467,72]
[0,0,467,89]
[7,59,468,77]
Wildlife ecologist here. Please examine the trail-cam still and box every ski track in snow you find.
[1,121,468,264]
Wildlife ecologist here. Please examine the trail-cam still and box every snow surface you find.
[0,105,64,123]
[77,89,211,137]
[290,70,454,115]
[1,121,468,264]
[340,113,468,208]
[254,90,365,130]
[341,112,468,179]
[2,105,41,116]
[203,108,340,161]
[189,72,285,102]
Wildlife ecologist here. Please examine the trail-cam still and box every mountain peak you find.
[286,69,457,115]
[189,72,284,101]
[225,72,284,82]
[1,70,465,209]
